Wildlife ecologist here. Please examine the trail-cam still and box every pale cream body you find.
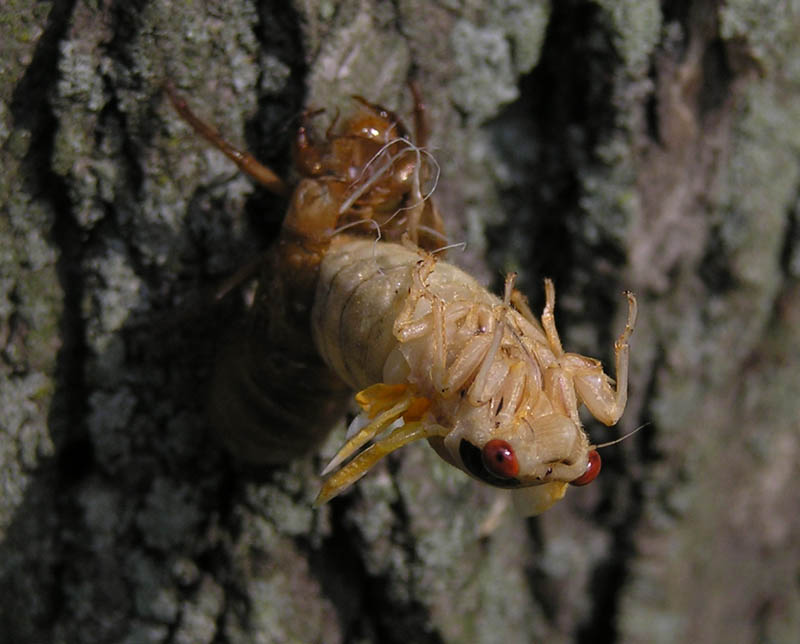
[312,238,605,489]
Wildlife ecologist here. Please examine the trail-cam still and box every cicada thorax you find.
[205,92,444,464]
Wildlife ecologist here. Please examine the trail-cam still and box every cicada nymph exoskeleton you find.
[167,83,637,515]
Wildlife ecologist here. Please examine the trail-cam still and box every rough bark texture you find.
[2,1,799,642]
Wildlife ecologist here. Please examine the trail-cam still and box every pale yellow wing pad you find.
[315,383,442,505]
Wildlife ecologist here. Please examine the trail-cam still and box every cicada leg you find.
[541,278,565,357]
[402,82,447,250]
[315,421,449,506]
[320,383,430,476]
[409,80,429,149]
[392,251,449,389]
[509,288,538,326]
[571,290,638,426]
[165,82,289,196]
[213,252,271,301]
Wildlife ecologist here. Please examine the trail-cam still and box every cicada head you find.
[429,403,602,514]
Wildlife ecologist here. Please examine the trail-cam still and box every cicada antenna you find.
[591,423,649,450]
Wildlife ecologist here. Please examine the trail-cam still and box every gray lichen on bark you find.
[1,1,799,643]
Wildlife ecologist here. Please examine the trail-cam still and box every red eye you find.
[481,439,519,479]
[570,450,601,486]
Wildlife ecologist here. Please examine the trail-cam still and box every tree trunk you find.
[2,1,799,642]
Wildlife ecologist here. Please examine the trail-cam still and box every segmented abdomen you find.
[312,238,503,393]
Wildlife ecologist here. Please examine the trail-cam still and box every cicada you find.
[167,83,637,515]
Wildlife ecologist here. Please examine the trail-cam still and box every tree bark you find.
[2,1,799,642]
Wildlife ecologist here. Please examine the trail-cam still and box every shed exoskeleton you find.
[167,83,637,515]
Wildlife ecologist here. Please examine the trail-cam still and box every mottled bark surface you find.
[2,1,799,643]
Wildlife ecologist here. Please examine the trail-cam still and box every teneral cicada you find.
[167,83,637,515]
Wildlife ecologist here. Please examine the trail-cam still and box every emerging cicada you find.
[167,83,637,515]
